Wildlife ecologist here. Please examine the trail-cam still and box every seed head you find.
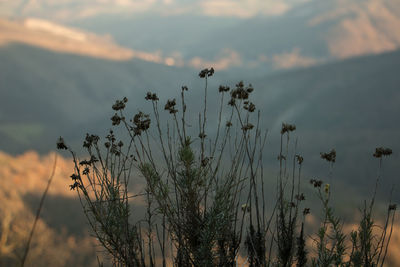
[281,123,296,134]
[70,173,79,181]
[231,82,250,100]
[296,155,304,165]
[79,159,91,166]
[111,113,123,126]
[244,102,256,112]
[131,112,151,136]
[164,99,178,114]
[320,149,336,163]
[112,99,126,111]
[70,181,80,191]
[296,193,305,201]
[145,92,159,101]
[228,98,236,106]
[241,123,254,131]
[57,137,68,150]
[83,167,89,175]
[218,85,230,93]
[199,132,207,139]
[310,179,323,188]
[83,134,100,148]
[373,147,393,158]
[199,67,214,78]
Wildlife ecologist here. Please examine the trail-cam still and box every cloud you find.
[0,17,134,60]
[0,0,303,20]
[200,0,290,18]
[189,48,242,70]
[0,0,158,20]
[131,50,184,66]
[1,18,243,69]
[303,213,400,264]
[272,48,318,69]
[73,0,158,19]
[309,0,400,59]
[0,17,186,65]
[24,18,87,41]
[0,150,149,209]
[327,13,397,59]
[0,150,76,197]
[0,18,241,69]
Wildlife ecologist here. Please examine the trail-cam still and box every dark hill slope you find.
[0,43,399,199]
[251,50,400,194]
[0,44,206,154]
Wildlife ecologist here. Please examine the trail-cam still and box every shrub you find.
[58,69,396,266]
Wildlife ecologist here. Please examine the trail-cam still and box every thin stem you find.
[21,154,57,267]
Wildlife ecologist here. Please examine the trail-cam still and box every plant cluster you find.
[57,68,396,267]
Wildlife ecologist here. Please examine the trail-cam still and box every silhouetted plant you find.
[57,68,397,267]
[296,221,307,267]
[346,147,396,267]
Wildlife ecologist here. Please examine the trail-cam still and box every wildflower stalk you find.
[56,70,397,267]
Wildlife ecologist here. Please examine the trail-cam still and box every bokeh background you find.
[1,0,400,265]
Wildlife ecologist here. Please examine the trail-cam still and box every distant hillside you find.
[0,43,399,200]
[0,44,213,154]
[251,49,400,195]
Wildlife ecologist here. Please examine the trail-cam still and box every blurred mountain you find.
[0,43,213,154]
[0,42,399,199]
[250,48,400,195]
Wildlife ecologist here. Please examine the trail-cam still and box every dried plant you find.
[57,68,396,267]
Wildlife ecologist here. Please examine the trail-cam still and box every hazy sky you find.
[1,0,400,71]
[0,0,310,20]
